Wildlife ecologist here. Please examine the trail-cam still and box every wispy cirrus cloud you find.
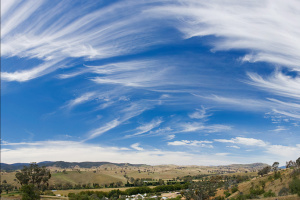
[214,137,268,147]
[270,126,288,132]
[188,106,211,120]
[199,94,272,111]
[168,140,213,148]
[130,143,144,151]
[86,119,121,141]
[126,118,164,138]
[180,122,231,133]
[64,92,96,109]
[1,1,169,82]
[272,109,300,120]
[89,61,174,88]
[149,0,300,69]
[215,136,300,162]
[1,59,67,82]
[226,146,240,149]
[247,72,300,120]
[248,72,300,100]
[85,100,159,140]
[147,0,300,124]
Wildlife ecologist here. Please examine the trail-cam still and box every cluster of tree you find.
[68,190,123,200]
[124,177,183,187]
[48,181,124,190]
[46,178,185,191]
[14,163,51,200]
[68,184,188,200]
[258,166,271,176]
[0,180,16,195]
[182,177,223,200]
[182,174,251,192]
[286,157,300,169]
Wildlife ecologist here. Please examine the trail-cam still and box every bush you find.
[231,186,238,193]
[289,178,300,197]
[224,190,231,198]
[214,196,225,200]
[258,166,271,176]
[263,190,276,197]
[249,185,264,196]
[43,190,55,196]
[278,187,289,196]
[274,171,281,180]
[230,194,246,200]
[20,184,40,200]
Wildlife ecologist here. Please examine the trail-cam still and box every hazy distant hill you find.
[0,161,146,171]
[226,163,269,169]
[0,161,268,171]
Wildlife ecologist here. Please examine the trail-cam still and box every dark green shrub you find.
[224,190,231,198]
[43,190,55,196]
[20,184,40,200]
[249,185,264,196]
[231,186,238,193]
[278,187,289,196]
[214,196,225,200]
[289,178,300,196]
[274,171,281,180]
[263,190,276,197]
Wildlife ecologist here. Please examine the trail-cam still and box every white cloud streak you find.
[127,118,163,137]
[149,0,300,69]
[215,137,268,147]
[85,100,158,140]
[246,72,300,120]
[188,106,211,120]
[2,140,298,165]
[226,146,240,149]
[65,92,96,109]
[215,136,300,164]
[130,143,144,151]
[86,119,121,140]
[1,59,66,82]
[180,122,231,133]
[248,72,300,100]
[0,140,236,165]
[1,1,166,82]
[168,140,213,148]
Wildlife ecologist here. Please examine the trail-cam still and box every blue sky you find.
[1,0,300,165]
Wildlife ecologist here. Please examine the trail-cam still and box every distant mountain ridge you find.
[226,163,269,168]
[0,161,146,171]
[0,161,268,171]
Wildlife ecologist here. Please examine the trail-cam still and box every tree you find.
[184,180,218,200]
[272,162,279,172]
[15,163,51,190]
[0,182,14,194]
[296,157,300,168]
[20,184,40,200]
[16,163,51,200]
[286,160,296,168]
[258,166,271,176]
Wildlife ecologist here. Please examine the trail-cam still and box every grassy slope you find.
[227,168,300,199]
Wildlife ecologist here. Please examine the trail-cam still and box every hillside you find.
[0,161,146,171]
[1,162,266,189]
[216,167,300,200]
[0,161,267,171]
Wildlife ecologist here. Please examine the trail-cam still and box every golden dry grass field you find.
[1,163,260,187]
